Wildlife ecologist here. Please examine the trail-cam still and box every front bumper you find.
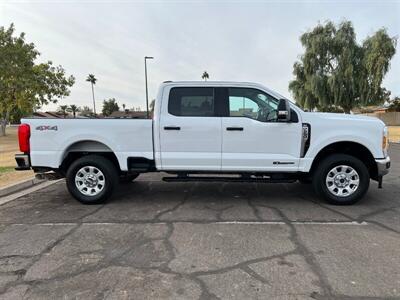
[15,154,31,171]
[375,156,391,176]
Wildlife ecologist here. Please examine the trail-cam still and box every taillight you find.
[18,124,30,153]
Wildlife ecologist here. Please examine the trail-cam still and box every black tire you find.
[119,173,139,184]
[312,154,370,205]
[66,155,118,204]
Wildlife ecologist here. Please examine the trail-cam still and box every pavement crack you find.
[190,251,296,277]
[153,183,196,221]
[262,202,335,298]
[158,222,177,272]
[365,220,400,235]
[78,204,106,222]
[0,223,80,295]
[357,206,398,221]
[194,276,221,300]
[247,198,263,221]
[240,265,271,285]
[308,198,355,221]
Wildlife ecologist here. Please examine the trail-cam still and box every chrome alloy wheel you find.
[325,165,360,197]
[75,166,105,196]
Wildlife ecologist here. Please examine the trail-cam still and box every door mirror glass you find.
[277,99,291,122]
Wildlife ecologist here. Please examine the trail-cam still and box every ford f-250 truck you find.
[15,81,390,205]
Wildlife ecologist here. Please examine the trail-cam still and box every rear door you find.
[221,87,302,171]
[159,86,222,171]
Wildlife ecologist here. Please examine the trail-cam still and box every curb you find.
[0,177,45,198]
[0,179,62,207]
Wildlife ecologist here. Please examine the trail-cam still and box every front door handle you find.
[226,127,244,131]
[164,126,181,130]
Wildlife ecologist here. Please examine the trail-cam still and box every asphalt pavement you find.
[0,145,399,299]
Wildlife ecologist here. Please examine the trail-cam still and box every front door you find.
[221,87,302,171]
[159,86,222,171]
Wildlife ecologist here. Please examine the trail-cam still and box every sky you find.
[1,0,399,112]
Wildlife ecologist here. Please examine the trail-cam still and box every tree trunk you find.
[0,119,6,136]
[91,84,96,115]
[0,111,9,136]
[343,107,351,114]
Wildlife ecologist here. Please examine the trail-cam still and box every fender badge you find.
[36,125,58,131]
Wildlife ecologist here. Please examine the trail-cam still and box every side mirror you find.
[277,99,291,122]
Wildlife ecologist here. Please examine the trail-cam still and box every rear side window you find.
[168,87,215,116]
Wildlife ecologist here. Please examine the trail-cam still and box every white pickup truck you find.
[15,81,390,205]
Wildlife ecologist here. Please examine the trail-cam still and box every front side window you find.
[228,88,278,122]
[168,87,215,117]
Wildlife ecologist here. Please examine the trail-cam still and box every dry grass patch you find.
[0,126,33,187]
[388,126,400,143]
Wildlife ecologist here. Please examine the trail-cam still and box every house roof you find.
[32,111,64,118]
[108,110,148,118]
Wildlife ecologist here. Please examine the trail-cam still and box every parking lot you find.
[0,145,398,299]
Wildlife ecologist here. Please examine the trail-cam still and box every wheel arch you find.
[60,140,121,174]
[309,141,378,180]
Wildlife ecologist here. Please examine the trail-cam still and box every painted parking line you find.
[213,221,368,225]
[6,221,369,226]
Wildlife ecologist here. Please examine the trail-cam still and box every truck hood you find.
[301,112,385,127]
[299,111,386,159]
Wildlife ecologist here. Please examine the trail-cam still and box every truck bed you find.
[22,118,153,171]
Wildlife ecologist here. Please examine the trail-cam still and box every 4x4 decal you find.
[36,125,58,131]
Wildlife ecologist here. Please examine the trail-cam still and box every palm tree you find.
[202,71,209,81]
[67,104,80,118]
[86,74,97,115]
[58,105,69,118]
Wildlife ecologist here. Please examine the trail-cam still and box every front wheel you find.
[312,154,370,205]
[66,155,118,204]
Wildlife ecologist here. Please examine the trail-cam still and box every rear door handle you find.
[226,127,244,131]
[164,126,181,130]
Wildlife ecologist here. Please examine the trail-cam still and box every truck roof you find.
[161,81,288,100]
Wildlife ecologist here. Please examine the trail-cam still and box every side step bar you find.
[162,175,297,183]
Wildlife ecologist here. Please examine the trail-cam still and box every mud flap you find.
[378,176,383,189]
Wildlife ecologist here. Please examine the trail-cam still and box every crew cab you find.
[15,81,390,205]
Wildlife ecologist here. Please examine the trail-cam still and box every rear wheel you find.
[312,154,369,205]
[66,155,118,204]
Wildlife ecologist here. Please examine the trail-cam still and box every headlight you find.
[382,126,389,156]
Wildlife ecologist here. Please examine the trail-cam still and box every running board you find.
[162,176,296,183]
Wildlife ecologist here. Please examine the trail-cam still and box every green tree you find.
[67,104,80,118]
[289,21,396,113]
[387,97,400,112]
[86,74,97,115]
[9,106,34,124]
[149,99,155,113]
[102,98,119,116]
[58,105,69,118]
[0,24,75,136]
[202,71,209,81]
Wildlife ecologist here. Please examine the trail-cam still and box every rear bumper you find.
[15,154,31,171]
[375,156,390,176]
